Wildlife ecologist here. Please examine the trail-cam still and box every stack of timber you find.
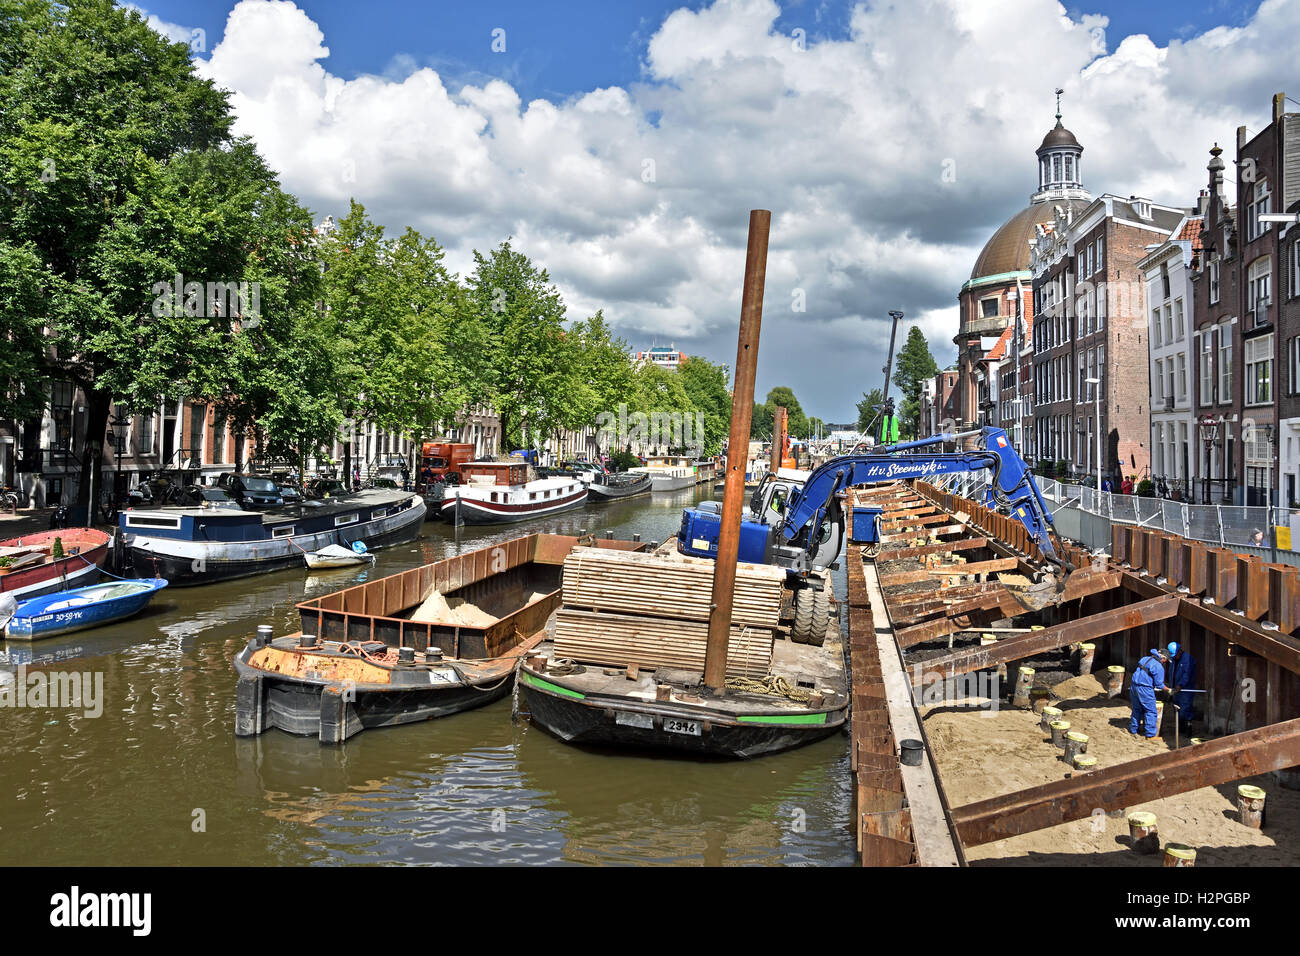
[553,547,782,677]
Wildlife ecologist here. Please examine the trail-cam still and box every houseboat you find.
[440,461,586,524]
[693,459,718,483]
[586,471,653,501]
[233,533,646,743]
[629,455,697,492]
[123,488,426,586]
[0,529,110,602]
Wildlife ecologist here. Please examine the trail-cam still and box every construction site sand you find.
[923,673,1300,866]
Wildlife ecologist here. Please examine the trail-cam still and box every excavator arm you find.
[777,427,1066,607]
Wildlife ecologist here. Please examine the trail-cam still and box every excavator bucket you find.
[997,571,1065,613]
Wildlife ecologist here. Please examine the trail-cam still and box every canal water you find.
[0,487,854,866]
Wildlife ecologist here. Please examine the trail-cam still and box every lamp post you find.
[1198,414,1222,505]
[1085,377,1101,493]
[109,412,129,519]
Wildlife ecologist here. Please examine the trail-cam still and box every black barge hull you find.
[519,671,847,759]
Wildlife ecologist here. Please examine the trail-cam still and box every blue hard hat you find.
[1167,642,1179,656]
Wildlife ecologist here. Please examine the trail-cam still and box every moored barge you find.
[0,529,110,601]
[440,461,586,524]
[123,488,425,585]
[233,533,646,743]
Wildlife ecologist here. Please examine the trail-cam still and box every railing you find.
[1032,476,1298,560]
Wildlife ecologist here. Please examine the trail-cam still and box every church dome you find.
[969,204,1058,280]
[1038,121,1080,151]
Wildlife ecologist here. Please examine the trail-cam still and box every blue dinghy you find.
[2,578,168,640]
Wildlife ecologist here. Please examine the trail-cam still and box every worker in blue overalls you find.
[1168,641,1197,733]
[1129,647,1171,739]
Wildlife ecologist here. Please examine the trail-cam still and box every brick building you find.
[1031,193,1186,484]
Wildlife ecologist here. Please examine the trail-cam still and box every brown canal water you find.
[0,486,853,866]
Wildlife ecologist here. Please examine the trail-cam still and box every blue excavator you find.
[677,427,1066,645]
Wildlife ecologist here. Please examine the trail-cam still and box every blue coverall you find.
[1129,655,1166,737]
[1171,652,1197,723]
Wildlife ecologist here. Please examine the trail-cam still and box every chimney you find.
[1237,124,1248,155]
[1275,91,1287,124]
[1197,188,1209,216]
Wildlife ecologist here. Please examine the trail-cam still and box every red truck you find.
[419,442,476,485]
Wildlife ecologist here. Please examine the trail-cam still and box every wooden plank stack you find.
[553,547,781,677]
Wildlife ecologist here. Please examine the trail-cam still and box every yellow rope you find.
[724,673,813,703]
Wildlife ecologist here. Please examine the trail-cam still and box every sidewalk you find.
[0,509,117,538]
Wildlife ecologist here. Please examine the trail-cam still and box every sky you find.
[128,0,1286,424]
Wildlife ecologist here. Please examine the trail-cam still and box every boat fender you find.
[351,540,369,554]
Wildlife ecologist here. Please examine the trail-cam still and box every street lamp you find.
[1085,377,1101,493]
[109,412,130,514]
[1198,414,1222,505]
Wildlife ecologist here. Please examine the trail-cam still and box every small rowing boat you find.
[2,578,169,640]
[303,543,376,570]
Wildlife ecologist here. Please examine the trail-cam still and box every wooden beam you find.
[952,717,1300,846]
[1123,573,1300,674]
[879,523,966,544]
[914,594,1182,680]
[879,558,1018,588]
[884,537,990,560]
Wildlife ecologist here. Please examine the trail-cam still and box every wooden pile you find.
[553,547,781,677]
[561,547,783,626]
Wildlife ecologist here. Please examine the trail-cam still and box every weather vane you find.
[1055,87,1064,123]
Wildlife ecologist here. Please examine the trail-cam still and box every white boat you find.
[303,543,377,570]
[440,461,587,524]
[629,455,697,492]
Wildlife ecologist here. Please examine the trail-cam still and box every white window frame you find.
[1244,333,1273,406]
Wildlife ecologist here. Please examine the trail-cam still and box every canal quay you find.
[0,489,854,868]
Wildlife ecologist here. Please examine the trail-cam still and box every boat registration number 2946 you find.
[662,717,701,736]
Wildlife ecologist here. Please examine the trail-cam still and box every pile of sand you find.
[923,675,1299,866]
[410,589,498,627]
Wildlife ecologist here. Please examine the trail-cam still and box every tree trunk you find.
[76,386,112,524]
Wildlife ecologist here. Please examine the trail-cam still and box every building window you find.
[1152,309,1162,347]
[979,296,999,319]
[1291,240,1300,298]
[1291,335,1300,395]
[1218,326,1232,403]
[1154,358,1164,403]
[1247,179,1270,241]
[1160,264,1171,301]
[1199,332,1214,405]
[1244,333,1273,406]
[1247,256,1271,327]
[1209,258,1220,304]
[1176,353,1187,402]
[1164,305,1174,344]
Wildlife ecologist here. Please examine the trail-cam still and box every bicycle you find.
[1,486,20,514]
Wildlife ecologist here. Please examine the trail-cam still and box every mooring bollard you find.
[1237,785,1266,829]
[1013,666,1035,708]
[1105,665,1125,698]
[1128,811,1160,854]
[1050,719,1071,748]
[1063,731,1089,763]
[1072,754,1097,773]
[1040,705,1064,735]
[1077,642,1095,676]
[1030,688,1051,714]
[1163,844,1196,867]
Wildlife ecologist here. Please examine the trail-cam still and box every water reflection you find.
[0,486,853,866]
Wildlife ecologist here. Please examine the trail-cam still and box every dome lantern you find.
[1031,88,1087,203]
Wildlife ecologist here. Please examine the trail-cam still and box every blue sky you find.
[138,0,1283,422]
[149,0,1263,104]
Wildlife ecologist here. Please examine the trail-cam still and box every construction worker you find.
[1168,641,1197,732]
[1129,647,1171,739]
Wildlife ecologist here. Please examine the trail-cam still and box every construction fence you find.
[933,473,1300,569]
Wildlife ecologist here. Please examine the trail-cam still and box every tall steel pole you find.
[705,210,770,692]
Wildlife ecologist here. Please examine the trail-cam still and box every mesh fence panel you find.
[1219,506,1272,549]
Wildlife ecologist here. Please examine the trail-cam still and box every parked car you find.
[217,473,285,508]
[305,477,349,499]
[179,485,241,510]
[277,483,304,503]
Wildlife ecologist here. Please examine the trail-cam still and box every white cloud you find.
[188,0,1294,420]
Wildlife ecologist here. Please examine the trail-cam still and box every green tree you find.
[466,240,574,451]
[892,327,939,439]
[0,241,50,424]
[856,387,884,432]
[750,401,773,440]
[763,386,808,438]
[631,362,693,455]
[677,356,731,455]
[0,0,282,514]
